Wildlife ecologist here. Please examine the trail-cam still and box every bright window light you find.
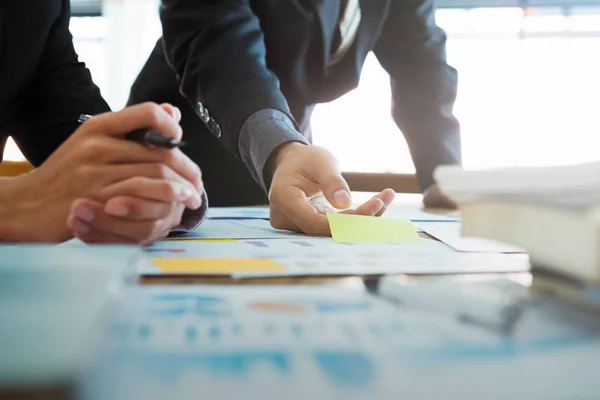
[4,5,600,175]
[312,6,600,172]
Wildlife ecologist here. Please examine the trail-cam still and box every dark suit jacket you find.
[129,0,461,206]
[0,0,109,166]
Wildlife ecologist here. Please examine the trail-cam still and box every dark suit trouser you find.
[129,42,314,206]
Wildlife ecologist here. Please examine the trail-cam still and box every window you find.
[312,4,600,174]
[4,2,600,178]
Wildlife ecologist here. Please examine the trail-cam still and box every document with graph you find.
[80,285,600,400]
[137,237,529,277]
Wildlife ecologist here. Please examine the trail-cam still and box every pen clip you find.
[78,114,92,123]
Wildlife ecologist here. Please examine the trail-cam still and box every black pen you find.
[78,114,185,149]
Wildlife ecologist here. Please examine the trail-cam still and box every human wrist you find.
[0,176,32,241]
[0,171,67,242]
[269,141,307,176]
[238,109,308,191]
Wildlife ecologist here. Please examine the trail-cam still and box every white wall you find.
[101,0,162,109]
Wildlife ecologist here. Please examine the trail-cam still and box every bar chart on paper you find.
[85,286,600,400]
[139,238,529,277]
[165,219,305,241]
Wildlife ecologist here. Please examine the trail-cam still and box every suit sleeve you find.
[373,0,461,191]
[10,0,209,231]
[159,0,298,160]
[12,0,110,167]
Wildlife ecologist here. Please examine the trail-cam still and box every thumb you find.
[85,102,182,141]
[310,150,352,209]
[322,174,352,209]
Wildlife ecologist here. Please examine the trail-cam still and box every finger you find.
[74,198,185,231]
[270,187,331,236]
[307,148,352,209]
[69,199,175,244]
[67,214,136,245]
[308,194,336,215]
[76,117,203,196]
[73,226,139,245]
[102,163,201,209]
[337,190,394,217]
[100,177,202,209]
[82,102,182,141]
[159,103,182,124]
[372,188,396,217]
[270,204,330,236]
[104,196,175,220]
[379,188,396,207]
[154,148,203,196]
[342,197,385,216]
[423,184,457,209]
[104,146,203,197]
[107,146,204,197]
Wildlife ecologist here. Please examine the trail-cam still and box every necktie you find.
[328,0,362,69]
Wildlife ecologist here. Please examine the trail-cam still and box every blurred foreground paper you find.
[0,245,139,388]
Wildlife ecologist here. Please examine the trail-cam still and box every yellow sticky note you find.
[327,213,420,243]
[151,258,285,274]
[161,238,237,243]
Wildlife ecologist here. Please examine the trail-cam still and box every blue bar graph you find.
[186,326,198,341]
[313,351,375,387]
[208,325,221,340]
[246,241,269,248]
[138,324,151,340]
[231,323,243,336]
[291,241,314,248]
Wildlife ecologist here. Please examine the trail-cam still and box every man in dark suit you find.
[0,0,204,243]
[129,0,459,235]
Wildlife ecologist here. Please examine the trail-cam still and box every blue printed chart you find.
[140,238,529,277]
[80,286,600,400]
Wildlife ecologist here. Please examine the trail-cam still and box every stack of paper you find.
[414,221,525,253]
[435,162,600,209]
[140,214,528,278]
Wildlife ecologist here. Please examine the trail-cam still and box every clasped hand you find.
[14,103,203,244]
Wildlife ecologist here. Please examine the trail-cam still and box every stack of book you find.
[434,161,600,310]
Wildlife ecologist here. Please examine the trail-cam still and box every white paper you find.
[140,238,529,277]
[414,221,526,253]
[0,245,139,384]
[232,251,530,278]
[382,208,459,222]
[206,205,457,222]
[82,285,600,400]
[169,219,307,240]
[207,206,270,220]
